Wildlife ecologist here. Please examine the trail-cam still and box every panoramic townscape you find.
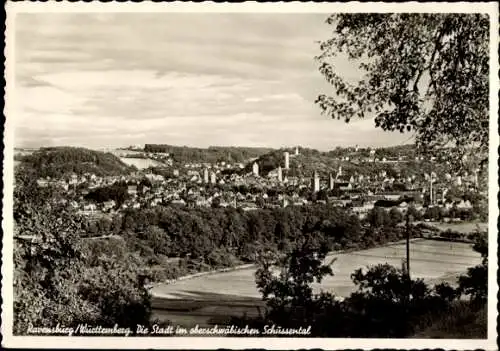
[9,9,493,344]
[15,144,487,224]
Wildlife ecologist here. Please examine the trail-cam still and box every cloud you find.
[16,69,314,126]
[13,12,411,150]
[244,93,305,103]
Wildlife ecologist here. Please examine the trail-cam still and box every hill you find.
[18,147,134,178]
[325,144,417,159]
[242,147,339,177]
[144,144,274,164]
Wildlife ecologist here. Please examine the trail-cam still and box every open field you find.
[102,148,143,157]
[119,157,164,169]
[151,239,481,326]
[422,221,488,234]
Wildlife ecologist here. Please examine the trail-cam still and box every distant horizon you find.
[14,140,416,153]
[14,135,415,151]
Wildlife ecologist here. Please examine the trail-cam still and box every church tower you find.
[252,162,259,177]
[312,171,320,193]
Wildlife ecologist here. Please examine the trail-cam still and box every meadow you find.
[151,239,481,326]
[119,157,164,169]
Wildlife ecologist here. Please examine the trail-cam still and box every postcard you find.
[2,1,498,349]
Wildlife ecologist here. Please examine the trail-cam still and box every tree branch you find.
[413,69,424,94]
[426,23,447,96]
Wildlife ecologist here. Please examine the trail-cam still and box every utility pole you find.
[403,213,413,304]
[429,175,433,206]
[405,213,413,279]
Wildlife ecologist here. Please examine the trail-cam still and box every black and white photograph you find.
[2,2,498,349]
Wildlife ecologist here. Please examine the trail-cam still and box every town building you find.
[203,168,209,183]
[312,171,320,193]
[252,162,259,177]
[284,152,290,169]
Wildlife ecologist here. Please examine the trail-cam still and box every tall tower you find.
[277,166,283,182]
[203,168,209,183]
[295,147,299,156]
[284,152,290,169]
[282,197,289,208]
[210,171,216,184]
[329,173,335,190]
[312,171,320,193]
[252,162,259,177]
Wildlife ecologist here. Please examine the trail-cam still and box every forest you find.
[84,181,130,206]
[13,163,487,337]
[13,167,418,333]
[144,144,273,164]
[18,147,134,178]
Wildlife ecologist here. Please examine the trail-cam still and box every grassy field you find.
[152,240,481,300]
[119,157,164,169]
[151,239,481,326]
[422,221,488,234]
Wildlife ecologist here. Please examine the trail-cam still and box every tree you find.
[20,147,133,178]
[389,207,403,225]
[316,14,489,167]
[255,232,335,326]
[347,264,458,337]
[406,205,421,221]
[445,186,464,202]
[14,203,95,333]
[141,225,171,256]
[253,239,461,337]
[458,232,488,304]
[317,189,329,202]
[367,207,388,227]
[255,196,266,208]
[211,197,221,208]
[13,169,153,334]
[424,206,441,221]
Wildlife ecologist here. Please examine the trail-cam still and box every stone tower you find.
[284,152,290,169]
[312,171,320,193]
[252,162,259,177]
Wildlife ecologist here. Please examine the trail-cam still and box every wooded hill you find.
[18,147,134,178]
[243,146,438,179]
[144,144,274,164]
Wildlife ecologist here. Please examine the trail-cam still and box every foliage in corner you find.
[316,14,489,168]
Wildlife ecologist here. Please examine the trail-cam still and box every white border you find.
[3,2,499,350]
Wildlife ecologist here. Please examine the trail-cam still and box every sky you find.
[13,12,411,151]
